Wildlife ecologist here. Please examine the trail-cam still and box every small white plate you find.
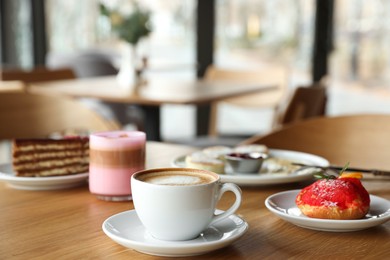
[102,209,248,257]
[265,190,390,232]
[0,163,88,190]
[172,149,329,186]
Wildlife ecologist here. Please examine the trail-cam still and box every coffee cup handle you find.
[210,183,242,225]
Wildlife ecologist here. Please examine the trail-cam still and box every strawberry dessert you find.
[296,171,370,220]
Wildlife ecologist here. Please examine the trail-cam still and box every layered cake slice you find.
[12,137,89,177]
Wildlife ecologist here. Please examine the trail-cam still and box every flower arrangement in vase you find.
[100,1,151,90]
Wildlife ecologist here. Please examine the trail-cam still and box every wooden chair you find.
[0,66,125,129]
[0,92,120,140]
[241,83,327,147]
[241,114,390,170]
[170,76,326,148]
[276,83,327,126]
[0,67,76,84]
[205,65,288,137]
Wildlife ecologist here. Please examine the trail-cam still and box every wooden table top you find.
[1,142,389,259]
[27,76,277,106]
[0,81,25,92]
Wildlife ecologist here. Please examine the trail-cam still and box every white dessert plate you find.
[265,190,390,232]
[0,163,88,190]
[102,209,248,257]
[172,149,329,186]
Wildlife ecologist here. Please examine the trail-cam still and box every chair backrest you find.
[278,84,327,126]
[204,65,287,108]
[241,114,390,169]
[204,65,288,136]
[0,92,120,140]
[46,51,118,78]
[1,67,75,84]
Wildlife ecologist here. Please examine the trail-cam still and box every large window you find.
[214,0,315,85]
[212,0,316,135]
[45,0,196,74]
[331,0,390,85]
[44,0,197,140]
[1,0,33,68]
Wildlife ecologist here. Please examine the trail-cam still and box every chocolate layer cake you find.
[12,137,89,177]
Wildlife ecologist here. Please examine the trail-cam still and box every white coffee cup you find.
[131,168,242,241]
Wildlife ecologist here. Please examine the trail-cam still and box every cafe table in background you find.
[27,76,277,141]
[1,141,389,259]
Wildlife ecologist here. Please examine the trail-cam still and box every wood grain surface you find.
[27,76,277,106]
[1,141,389,259]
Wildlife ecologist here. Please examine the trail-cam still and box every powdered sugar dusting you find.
[297,179,369,210]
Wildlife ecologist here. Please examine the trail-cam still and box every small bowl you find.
[224,152,268,173]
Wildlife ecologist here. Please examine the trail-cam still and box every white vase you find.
[116,42,137,91]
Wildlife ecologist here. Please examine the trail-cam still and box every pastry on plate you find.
[202,146,233,160]
[234,144,269,155]
[260,158,300,174]
[296,171,370,220]
[185,151,225,174]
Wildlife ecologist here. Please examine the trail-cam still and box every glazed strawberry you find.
[296,167,370,220]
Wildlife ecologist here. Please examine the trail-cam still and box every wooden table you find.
[1,142,389,259]
[28,76,277,141]
[0,81,25,92]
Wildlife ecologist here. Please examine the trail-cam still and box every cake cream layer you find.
[13,143,88,152]
[13,138,88,148]
[13,150,89,162]
[15,164,89,177]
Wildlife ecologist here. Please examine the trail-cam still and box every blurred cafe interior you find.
[1,1,390,259]
[2,0,390,145]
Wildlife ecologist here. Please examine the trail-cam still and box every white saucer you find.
[265,190,390,232]
[0,163,88,190]
[102,209,248,257]
[172,149,329,186]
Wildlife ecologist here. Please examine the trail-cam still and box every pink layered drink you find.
[89,131,146,201]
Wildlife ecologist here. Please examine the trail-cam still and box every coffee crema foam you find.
[137,172,215,186]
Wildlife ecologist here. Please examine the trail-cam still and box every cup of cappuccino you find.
[131,168,242,241]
